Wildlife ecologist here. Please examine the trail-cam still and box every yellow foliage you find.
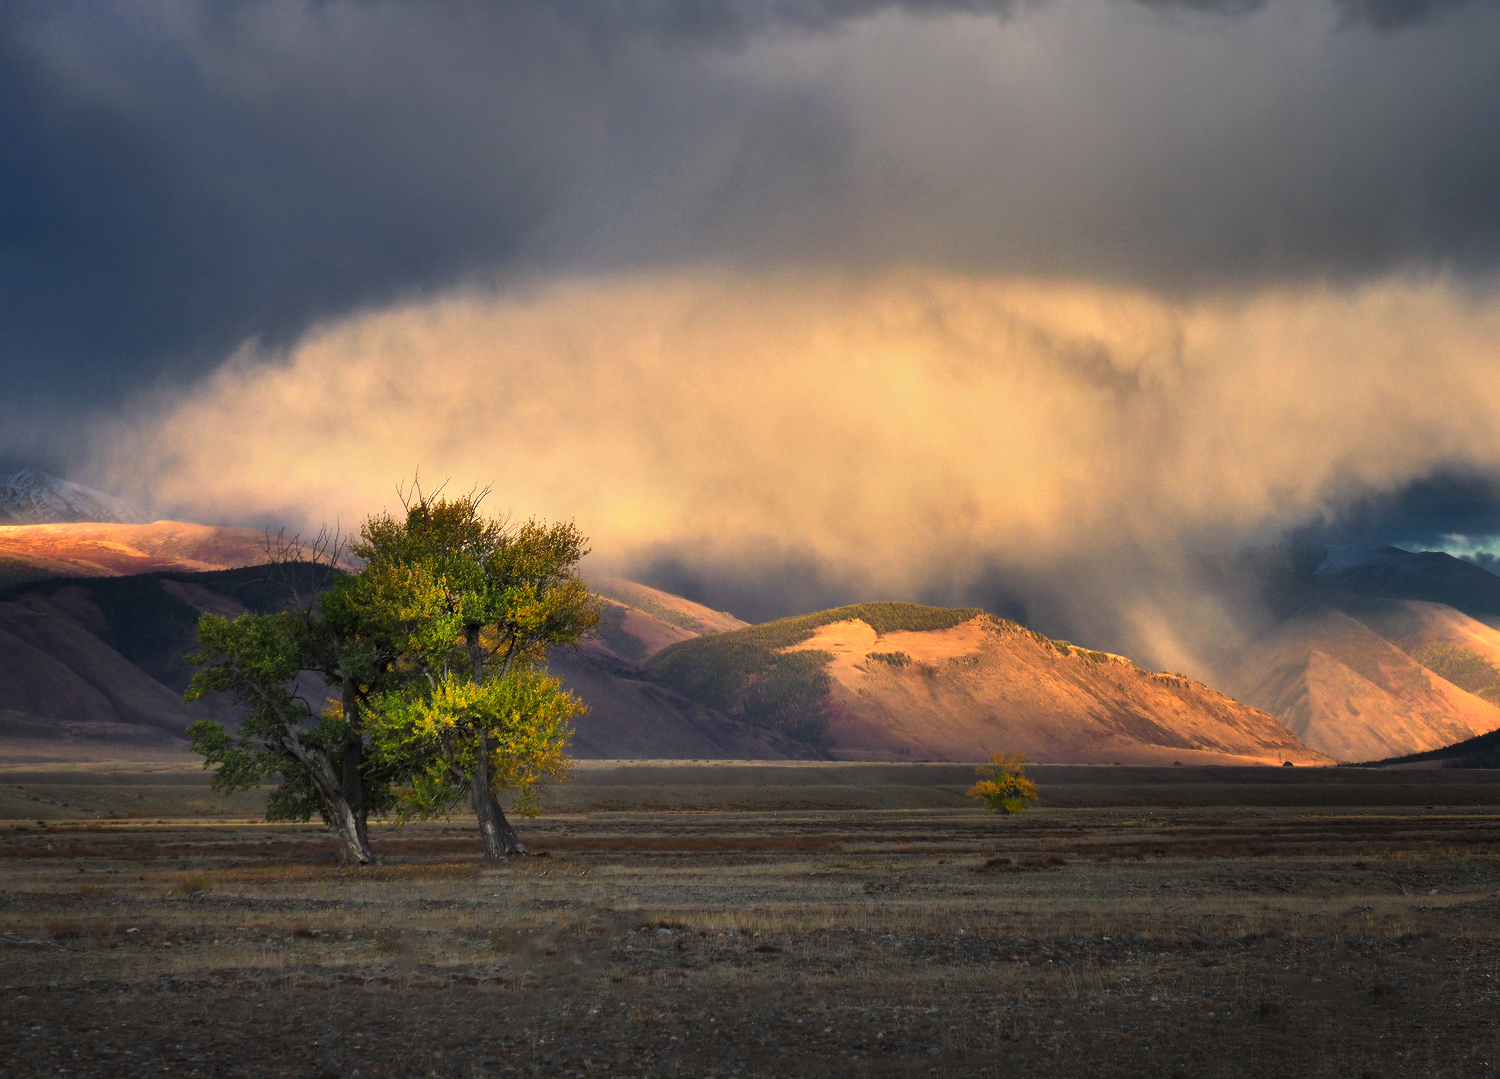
[374,665,582,817]
[967,751,1039,814]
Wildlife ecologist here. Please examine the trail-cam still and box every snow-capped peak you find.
[0,468,140,525]
[1312,543,1412,576]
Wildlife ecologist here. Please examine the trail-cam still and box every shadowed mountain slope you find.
[0,560,794,761]
[1225,605,1500,763]
[589,576,748,663]
[550,647,816,760]
[0,567,298,753]
[1335,597,1500,707]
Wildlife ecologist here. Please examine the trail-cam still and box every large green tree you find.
[359,494,599,859]
[186,498,598,863]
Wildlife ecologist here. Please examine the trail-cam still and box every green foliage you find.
[356,502,599,674]
[370,665,581,818]
[866,651,911,667]
[184,611,311,735]
[181,494,599,856]
[353,493,599,824]
[1412,642,1500,704]
[183,607,403,829]
[967,752,1040,814]
[739,649,834,746]
[645,602,984,747]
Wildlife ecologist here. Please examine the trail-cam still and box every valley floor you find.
[3,771,1500,1077]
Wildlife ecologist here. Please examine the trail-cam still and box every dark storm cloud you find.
[1139,0,1469,23]
[1289,471,1500,551]
[1331,0,1470,29]
[0,3,597,404]
[3,0,1500,426]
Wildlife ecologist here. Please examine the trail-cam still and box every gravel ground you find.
[3,806,1500,1077]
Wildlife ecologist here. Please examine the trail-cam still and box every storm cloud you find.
[98,268,1500,674]
[7,0,1500,660]
[4,0,1499,409]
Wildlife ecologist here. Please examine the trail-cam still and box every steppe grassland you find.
[5,775,1500,1077]
[8,798,1500,1074]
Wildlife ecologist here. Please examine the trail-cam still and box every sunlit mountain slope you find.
[647,604,1329,765]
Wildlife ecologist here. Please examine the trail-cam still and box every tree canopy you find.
[358,496,598,858]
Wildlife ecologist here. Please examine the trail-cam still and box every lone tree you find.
[185,494,598,864]
[967,751,1040,814]
[357,492,598,860]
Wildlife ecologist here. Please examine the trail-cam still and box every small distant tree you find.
[967,752,1039,814]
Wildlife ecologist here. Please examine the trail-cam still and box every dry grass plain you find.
[4,762,1500,1078]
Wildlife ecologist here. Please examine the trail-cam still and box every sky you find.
[4,0,1500,672]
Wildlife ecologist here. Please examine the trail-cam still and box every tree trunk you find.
[341,682,369,851]
[470,729,526,860]
[282,733,375,866]
[328,795,376,867]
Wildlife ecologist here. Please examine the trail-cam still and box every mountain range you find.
[1214,544,1500,761]
[0,527,812,761]
[0,520,274,590]
[1307,543,1500,619]
[2,514,1499,766]
[642,603,1327,765]
[0,520,1324,765]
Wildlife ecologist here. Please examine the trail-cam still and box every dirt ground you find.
[3,767,1500,1077]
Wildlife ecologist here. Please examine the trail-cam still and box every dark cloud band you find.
[2,0,1497,419]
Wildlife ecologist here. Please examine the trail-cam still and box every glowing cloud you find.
[103,269,1500,639]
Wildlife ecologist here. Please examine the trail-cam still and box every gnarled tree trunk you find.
[282,733,375,866]
[341,682,370,852]
[327,793,376,867]
[470,729,526,860]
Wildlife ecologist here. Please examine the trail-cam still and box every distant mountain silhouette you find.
[1213,545,1500,761]
[1245,542,1500,621]
[1309,543,1500,617]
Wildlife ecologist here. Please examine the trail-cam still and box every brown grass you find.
[42,917,84,939]
[536,834,841,852]
[3,797,1500,1077]
[975,854,1069,872]
[173,869,213,895]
